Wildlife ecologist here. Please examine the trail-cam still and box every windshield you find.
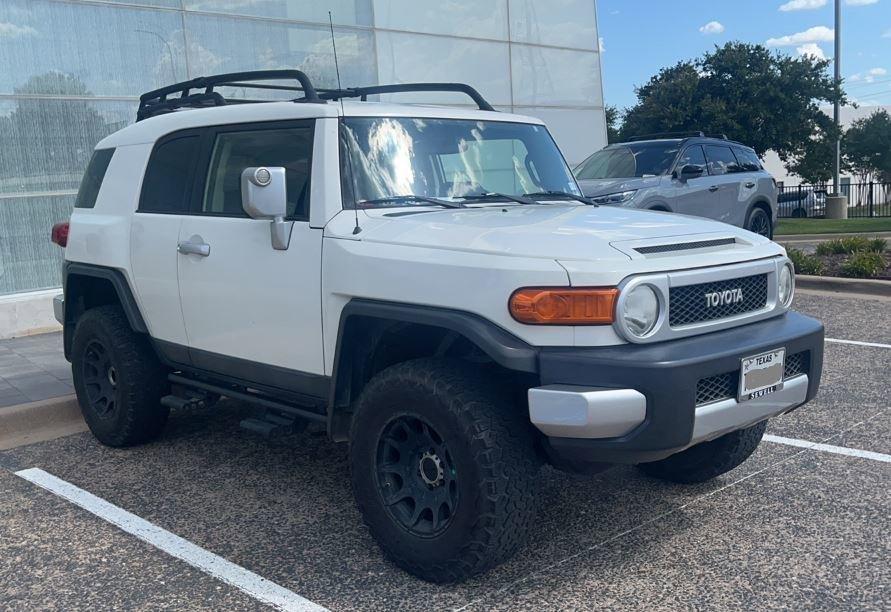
[574,142,681,179]
[341,117,581,208]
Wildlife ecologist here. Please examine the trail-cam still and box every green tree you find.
[604,105,621,143]
[844,109,891,182]
[619,42,843,166]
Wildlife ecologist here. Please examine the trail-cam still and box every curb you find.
[796,275,891,297]
[0,395,86,451]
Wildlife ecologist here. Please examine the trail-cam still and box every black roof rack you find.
[319,83,495,112]
[626,131,731,142]
[136,70,322,121]
[137,69,497,121]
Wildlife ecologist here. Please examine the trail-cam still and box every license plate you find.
[739,348,785,402]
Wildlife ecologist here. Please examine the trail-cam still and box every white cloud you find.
[779,0,827,11]
[796,43,827,59]
[846,0,879,6]
[848,67,888,83]
[598,37,605,52]
[699,21,725,35]
[883,28,891,38]
[0,21,37,38]
[868,67,888,75]
[766,25,834,46]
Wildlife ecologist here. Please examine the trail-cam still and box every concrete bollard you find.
[826,195,848,219]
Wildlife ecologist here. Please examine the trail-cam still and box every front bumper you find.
[53,293,64,324]
[530,311,823,465]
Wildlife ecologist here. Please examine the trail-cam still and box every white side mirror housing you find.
[240,166,292,250]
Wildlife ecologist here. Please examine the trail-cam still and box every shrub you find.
[815,236,887,255]
[839,252,887,278]
[787,248,826,276]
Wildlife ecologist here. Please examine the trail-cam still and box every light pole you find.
[135,29,177,82]
[833,0,841,195]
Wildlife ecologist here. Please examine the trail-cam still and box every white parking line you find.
[14,468,327,612]
[826,337,891,349]
[763,435,891,463]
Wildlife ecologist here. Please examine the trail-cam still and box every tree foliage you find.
[619,43,842,165]
[604,105,621,143]
[844,109,891,182]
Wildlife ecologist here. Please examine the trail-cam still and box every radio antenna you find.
[328,11,361,235]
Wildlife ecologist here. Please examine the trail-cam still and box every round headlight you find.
[622,285,660,337]
[779,263,795,307]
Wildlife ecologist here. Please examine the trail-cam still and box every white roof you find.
[98,100,544,148]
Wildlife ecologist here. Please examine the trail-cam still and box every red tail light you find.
[51,221,69,247]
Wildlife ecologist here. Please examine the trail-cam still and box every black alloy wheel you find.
[375,414,459,537]
[81,339,118,419]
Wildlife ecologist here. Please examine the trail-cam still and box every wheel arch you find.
[746,199,775,237]
[63,263,147,359]
[327,299,538,441]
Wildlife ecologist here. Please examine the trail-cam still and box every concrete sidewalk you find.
[0,333,73,408]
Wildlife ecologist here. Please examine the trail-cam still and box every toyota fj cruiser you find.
[51,71,824,583]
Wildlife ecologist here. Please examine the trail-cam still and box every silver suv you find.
[574,133,777,238]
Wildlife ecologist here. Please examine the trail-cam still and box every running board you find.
[167,373,326,424]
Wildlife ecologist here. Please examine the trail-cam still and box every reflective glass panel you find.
[0,194,72,295]
[511,45,602,106]
[509,0,599,50]
[184,0,373,26]
[372,0,508,39]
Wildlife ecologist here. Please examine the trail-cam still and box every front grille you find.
[669,274,768,327]
[695,350,810,406]
[634,238,736,255]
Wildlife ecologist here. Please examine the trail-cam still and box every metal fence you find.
[777,182,891,218]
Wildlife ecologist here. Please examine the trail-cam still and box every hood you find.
[355,204,767,263]
[576,176,662,198]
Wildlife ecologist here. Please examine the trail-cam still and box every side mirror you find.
[241,166,292,250]
[676,164,705,181]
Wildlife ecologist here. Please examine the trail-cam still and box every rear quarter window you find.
[733,147,763,172]
[74,148,115,209]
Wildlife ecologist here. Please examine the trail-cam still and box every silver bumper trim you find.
[53,294,64,324]
[691,374,809,445]
[528,385,646,439]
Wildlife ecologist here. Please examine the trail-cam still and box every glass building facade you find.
[0,0,605,297]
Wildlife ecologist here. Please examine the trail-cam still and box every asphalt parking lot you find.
[1,289,889,611]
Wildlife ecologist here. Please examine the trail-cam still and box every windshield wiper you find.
[358,195,466,208]
[523,190,599,206]
[457,192,539,206]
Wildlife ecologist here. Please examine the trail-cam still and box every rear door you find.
[176,120,326,392]
[130,132,202,348]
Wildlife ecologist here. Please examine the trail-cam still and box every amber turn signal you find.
[509,287,619,325]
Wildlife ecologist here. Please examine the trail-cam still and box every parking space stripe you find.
[14,468,328,612]
[763,435,891,463]
[826,337,891,349]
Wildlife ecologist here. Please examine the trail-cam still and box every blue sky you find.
[597,0,891,110]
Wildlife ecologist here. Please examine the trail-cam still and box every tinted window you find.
[140,135,201,213]
[574,142,681,179]
[703,145,742,176]
[74,148,114,209]
[733,147,762,171]
[675,145,707,172]
[203,124,313,219]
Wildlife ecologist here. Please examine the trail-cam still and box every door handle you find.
[745,181,756,188]
[708,185,720,192]
[177,239,210,257]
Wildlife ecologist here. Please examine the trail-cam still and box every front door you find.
[176,120,325,389]
[670,144,724,220]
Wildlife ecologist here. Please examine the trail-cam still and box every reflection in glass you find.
[372,0,508,39]
[341,117,580,207]
[184,0,373,26]
[509,0,599,50]
[511,45,602,106]
[0,194,72,295]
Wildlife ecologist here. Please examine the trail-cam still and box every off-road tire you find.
[746,207,773,239]
[637,421,767,484]
[71,305,169,447]
[349,358,539,583]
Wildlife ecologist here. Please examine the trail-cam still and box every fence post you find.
[798,185,803,216]
[869,181,874,218]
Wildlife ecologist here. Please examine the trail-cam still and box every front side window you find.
[675,145,707,173]
[202,124,314,220]
[703,145,742,176]
[340,117,579,207]
[75,148,115,209]
[574,142,681,179]
[139,135,201,213]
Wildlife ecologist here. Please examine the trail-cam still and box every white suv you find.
[52,71,824,583]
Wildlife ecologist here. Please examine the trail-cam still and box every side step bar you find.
[167,373,326,424]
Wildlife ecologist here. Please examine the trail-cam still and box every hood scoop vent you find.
[633,237,737,255]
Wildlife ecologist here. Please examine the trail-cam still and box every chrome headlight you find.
[590,189,638,206]
[778,263,794,307]
[621,284,660,337]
